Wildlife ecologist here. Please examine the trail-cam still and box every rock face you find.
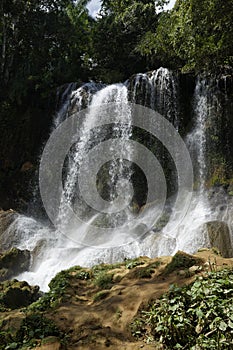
[205,221,233,258]
[0,279,40,309]
[0,210,18,249]
[0,247,30,282]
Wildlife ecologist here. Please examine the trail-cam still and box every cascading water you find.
[57,83,134,244]
[187,77,209,189]
[12,82,139,289]
[129,67,179,128]
[3,69,233,290]
[172,75,233,253]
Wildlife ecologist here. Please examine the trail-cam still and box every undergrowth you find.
[0,313,65,350]
[131,268,233,349]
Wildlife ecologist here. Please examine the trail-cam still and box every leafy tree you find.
[92,0,168,82]
[0,0,93,104]
[138,0,233,72]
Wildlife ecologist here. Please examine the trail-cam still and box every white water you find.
[3,70,233,290]
[130,67,179,128]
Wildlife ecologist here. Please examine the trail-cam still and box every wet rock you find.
[0,247,30,281]
[0,209,18,247]
[0,209,24,252]
[0,279,40,309]
[31,239,47,269]
[205,221,233,258]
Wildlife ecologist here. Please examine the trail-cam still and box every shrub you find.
[131,268,233,349]
[94,272,114,290]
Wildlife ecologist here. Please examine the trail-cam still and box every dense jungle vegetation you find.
[0,0,233,131]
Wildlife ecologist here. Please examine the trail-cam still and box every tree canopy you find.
[1,0,233,108]
[0,0,93,104]
[137,0,233,72]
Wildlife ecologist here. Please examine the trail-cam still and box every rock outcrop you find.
[0,209,18,250]
[0,279,40,309]
[205,221,233,258]
[0,247,30,282]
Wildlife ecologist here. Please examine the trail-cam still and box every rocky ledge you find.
[0,248,233,349]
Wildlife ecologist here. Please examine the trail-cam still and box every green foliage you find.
[29,265,86,311]
[16,313,61,344]
[130,317,146,339]
[0,331,14,349]
[130,261,161,279]
[125,258,145,269]
[75,270,91,280]
[131,268,233,349]
[94,272,114,290]
[92,0,168,81]
[140,0,233,72]
[0,0,93,120]
[0,313,64,350]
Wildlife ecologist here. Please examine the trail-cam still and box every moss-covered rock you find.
[0,248,30,282]
[0,280,41,309]
[163,251,204,275]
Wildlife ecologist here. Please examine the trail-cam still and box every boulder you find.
[205,221,233,258]
[0,279,40,309]
[163,251,204,275]
[0,247,30,281]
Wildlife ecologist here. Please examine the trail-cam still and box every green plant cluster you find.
[131,268,233,349]
[129,261,161,279]
[29,265,86,311]
[125,259,144,270]
[29,259,147,311]
[0,313,63,350]
[93,272,114,290]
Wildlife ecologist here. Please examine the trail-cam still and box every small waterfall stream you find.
[3,69,233,290]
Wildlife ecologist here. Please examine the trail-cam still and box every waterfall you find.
[2,69,233,290]
[57,83,134,243]
[129,67,179,128]
[173,75,233,253]
[187,77,208,190]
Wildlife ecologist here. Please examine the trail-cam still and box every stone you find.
[0,280,40,309]
[36,339,61,350]
[189,265,202,273]
[177,270,186,277]
[0,209,21,251]
[205,221,233,258]
[163,251,204,275]
[0,247,30,282]
[0,210,18,243]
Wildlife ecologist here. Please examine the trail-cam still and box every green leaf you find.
[219,321,227,331]
[5,343,18,350]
